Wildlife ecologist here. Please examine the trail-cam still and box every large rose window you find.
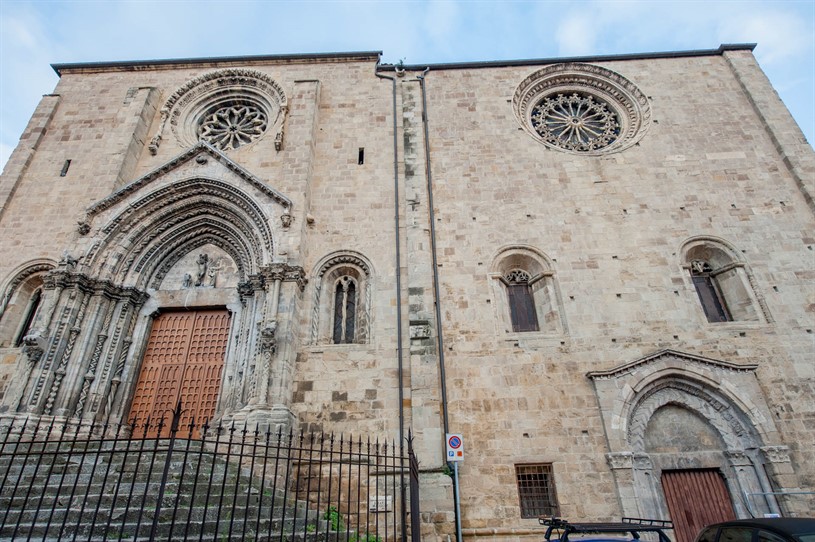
[198,104,269,150]
[530,92,621,152]
[513,63,650,155]
[149,69,287,155]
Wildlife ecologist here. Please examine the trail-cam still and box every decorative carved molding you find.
[587,349,758,380]
[627,380,753,452]
[261,264,306,291]
[149,69,287,154]
[86,142,292,218]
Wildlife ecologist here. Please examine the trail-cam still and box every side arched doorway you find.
[589,350,804,542]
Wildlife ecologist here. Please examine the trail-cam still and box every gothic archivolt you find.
[513,63,651,155]
[2,146,303,428]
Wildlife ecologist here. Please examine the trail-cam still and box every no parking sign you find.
[446,433,464,462]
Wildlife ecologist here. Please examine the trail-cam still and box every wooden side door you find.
[129,309,230,437]
[662,469,737,542]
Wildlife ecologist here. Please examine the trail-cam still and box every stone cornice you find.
[586,348,758,380]
[44,271,149,304]
[52,51,383,76]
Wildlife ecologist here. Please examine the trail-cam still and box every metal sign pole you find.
[453,461,462,542]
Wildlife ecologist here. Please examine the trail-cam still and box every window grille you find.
[515,463,559,518]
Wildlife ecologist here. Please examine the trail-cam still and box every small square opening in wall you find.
[358,148,364,165]
[515,463,559,518]
[60,159,72,177]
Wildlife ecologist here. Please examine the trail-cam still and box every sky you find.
[0,0,813,172]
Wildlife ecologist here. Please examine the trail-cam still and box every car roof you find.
[706,519,815,537]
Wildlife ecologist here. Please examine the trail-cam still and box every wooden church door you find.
[662,469,736,542]
[129,309,230,437]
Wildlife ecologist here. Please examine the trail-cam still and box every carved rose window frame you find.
[513,63,651,155]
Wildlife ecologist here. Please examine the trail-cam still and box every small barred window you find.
[515,464,559,518]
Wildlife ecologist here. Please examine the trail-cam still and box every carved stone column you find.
[760,445,812,516]
[239,263,304,433]
[606,452,636,516]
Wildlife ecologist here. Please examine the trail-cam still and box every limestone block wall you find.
[410,50,814,535]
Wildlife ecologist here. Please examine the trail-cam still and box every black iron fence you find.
[0,406,420,541]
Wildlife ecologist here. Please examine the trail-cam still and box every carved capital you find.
[606,452,634,470]
[725,449,752,466]
[259,321,278,353]
[632,453,653,470]
[22,334,45,364]
[761,445,791,464]
[77,221,90,235]
[280,212,292,229]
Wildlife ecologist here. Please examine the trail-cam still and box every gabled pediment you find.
[586,348,758,380]
[84,142,292,221]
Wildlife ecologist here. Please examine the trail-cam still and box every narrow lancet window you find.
[332,277,358,344]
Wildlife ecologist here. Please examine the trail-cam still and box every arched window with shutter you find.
[490,246,566,336]
[680,237,769,324]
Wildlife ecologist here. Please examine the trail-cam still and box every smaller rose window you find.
[531,92,621,152]
[198,104,268,151]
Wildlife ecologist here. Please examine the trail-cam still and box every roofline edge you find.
[377,43,758,72]
[51,50,384,76]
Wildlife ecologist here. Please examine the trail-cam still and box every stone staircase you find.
[0,438,363,541]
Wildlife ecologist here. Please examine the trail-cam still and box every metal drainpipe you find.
[376,62,409,542]
[374,64,406,449]
[416,68,451,438]
[417,67,461,542]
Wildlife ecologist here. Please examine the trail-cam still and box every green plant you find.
[351,534,381,542]
[306,524,316,533]
[323,505,344,531]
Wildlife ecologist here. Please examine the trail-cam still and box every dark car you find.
[695,519,815,542]
[541,517,673,542]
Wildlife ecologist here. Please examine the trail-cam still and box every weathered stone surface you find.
[0,46,813,540]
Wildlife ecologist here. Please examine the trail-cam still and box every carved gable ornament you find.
[150,69,288,154]
[74,143,293,287]
[586,349,777,452]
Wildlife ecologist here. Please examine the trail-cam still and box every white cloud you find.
[717,10,812,66]
[555,15,597,56]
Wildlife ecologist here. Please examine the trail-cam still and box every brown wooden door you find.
[129,309,230,437]
[662,469,737,542]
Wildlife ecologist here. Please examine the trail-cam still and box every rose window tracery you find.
[198,104,269,150]
[149,69,288,154]
[531,92,621,152]
[513,63,651,155]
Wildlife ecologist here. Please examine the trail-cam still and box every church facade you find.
[0,44,813,540]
